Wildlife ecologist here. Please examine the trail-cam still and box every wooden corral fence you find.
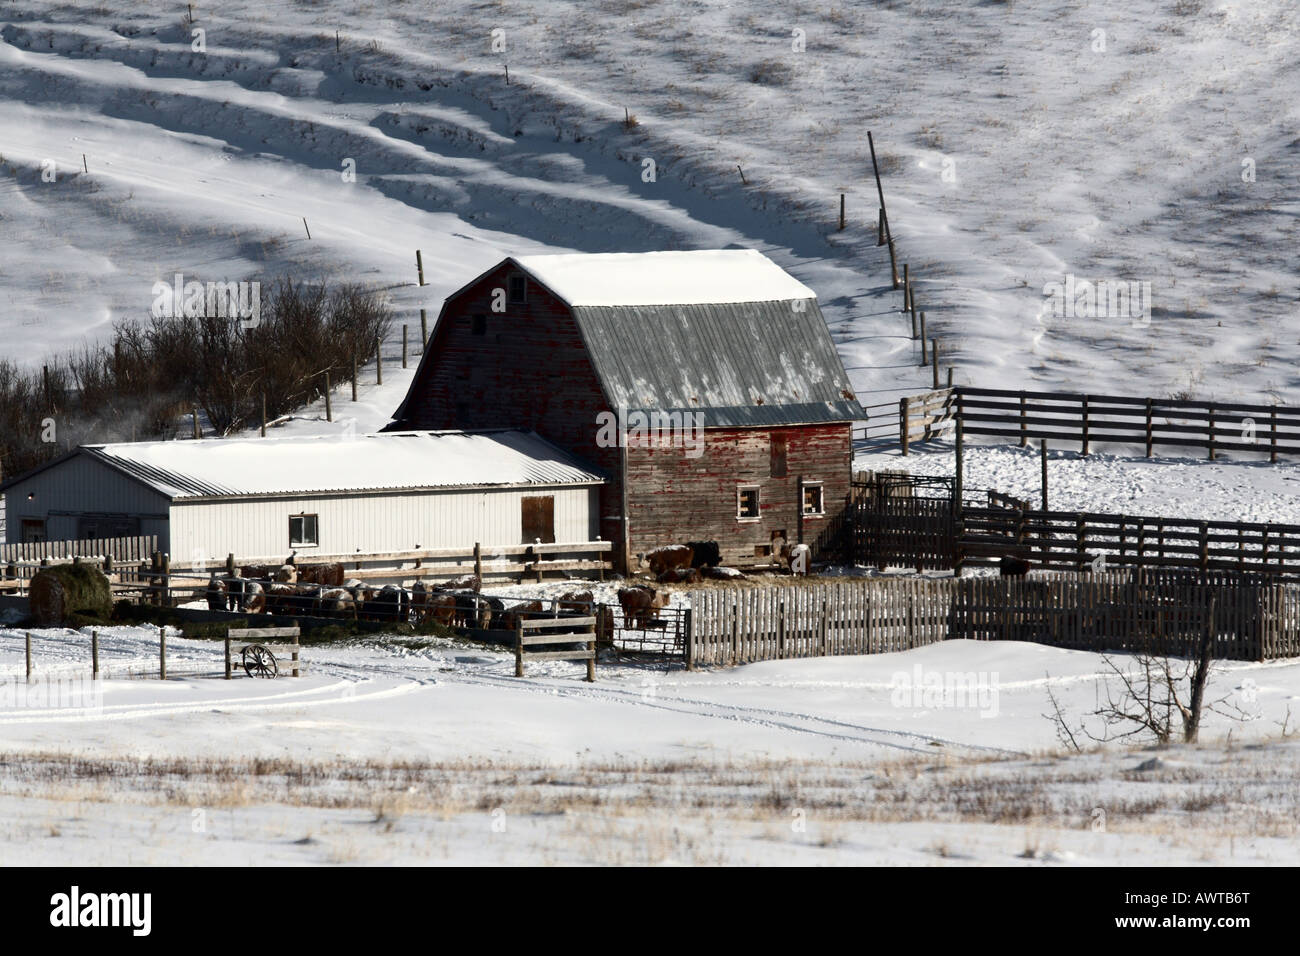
[687,579,951,667]
[856,388,956,451]
[0,535,158,591]
[515,616,596,681]
[956,386,1300,461]
[959,506,1300,579]
[687,572,1300,667]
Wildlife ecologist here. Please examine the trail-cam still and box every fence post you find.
[159,626,166,680]
[161,553,170,606]
[1019,392,1027,447]
[225,634,232,680]
[1145,398,1153,457]
[1207,403,1216,460]
[887,238,899,289]
[1040,440,1049,511]
[474,542,482,579]
[954,418,964,506]
[324,372,333,422]
[1271,407,1278,463]
[1075,516,1086,570]
[25,632,31,682]
[515,620,525,677]
[402,325,408,369]
[902,264,910,313]
[261,393,267,437]
[416,249,425,286]
[420,309,428,350]
[1199,523,1209,572]
[931,340,939,390]
[685,606,694,671]
[919,314,927,364]
[375,334,383,385]
[92,629,99,680]
[899,397,910,456]
[352,354,358,401]
[1081,395,1090,456]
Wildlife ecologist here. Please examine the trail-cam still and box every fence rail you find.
[0,535,157,567]
[687,572,1300,666]
[857,388,956,449]
[956,386,1300,460]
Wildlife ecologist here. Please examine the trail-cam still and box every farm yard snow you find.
[2,623,1300,865]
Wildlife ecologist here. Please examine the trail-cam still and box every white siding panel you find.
[169,485,598,561]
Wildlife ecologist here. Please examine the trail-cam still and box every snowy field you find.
[2,623,1298,865]
[858,438,1300,526]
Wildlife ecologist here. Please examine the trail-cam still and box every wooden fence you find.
[0,535,157,566]
[956,386,1300,460]
[959,506,1300,579]
[856,388,956,450]
[687,572,1300,667]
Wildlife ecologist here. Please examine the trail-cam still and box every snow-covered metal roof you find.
[569,299,864,427]
[512,249,816,307]
[78,430,604,501]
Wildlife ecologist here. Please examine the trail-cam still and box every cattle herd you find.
[197,539,815,637]
[203,558,681,639]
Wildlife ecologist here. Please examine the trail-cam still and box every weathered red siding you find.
[398,264,625,547]
[398,265,855,571]
[624,424,852,568]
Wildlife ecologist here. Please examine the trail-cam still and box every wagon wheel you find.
[242,643,279,678]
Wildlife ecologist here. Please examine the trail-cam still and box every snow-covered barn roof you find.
[58,430,603,501]
[394,249,865,429]
[511,249,816,307]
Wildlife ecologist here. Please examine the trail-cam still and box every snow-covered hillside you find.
[7,0,1297,421]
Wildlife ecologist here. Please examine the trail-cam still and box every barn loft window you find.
[508,274,527,305]
[737,486,760,521]
[770,434,788,478]
[802,482,825,516]
[521,495,555,544]
[471,313,487,336]
[289,514,319,548]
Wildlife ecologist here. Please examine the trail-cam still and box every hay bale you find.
[29,563,113,627]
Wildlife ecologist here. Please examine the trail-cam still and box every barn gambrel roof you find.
[393,250,865,428]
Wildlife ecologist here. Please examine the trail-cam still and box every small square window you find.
[471,314,487,336]
[289,514,318,548]
[737,486,760,520]
[802,484,824,516]
[508,275,527,304]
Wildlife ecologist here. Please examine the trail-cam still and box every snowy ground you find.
[2,623,1298,864]
[858,438,1300,526]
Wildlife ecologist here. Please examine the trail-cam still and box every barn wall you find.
[3,455,172,548]
[624,423,852,568]
[398,263,625,553]
[168,484,600,562]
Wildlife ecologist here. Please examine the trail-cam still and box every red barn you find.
[388,249,865,572]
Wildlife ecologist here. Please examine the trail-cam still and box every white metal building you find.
[1,430,604,563]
